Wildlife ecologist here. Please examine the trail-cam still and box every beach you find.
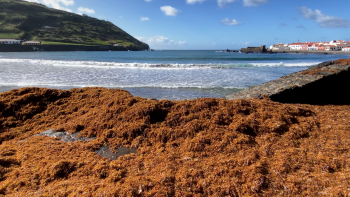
[1,52,350,195]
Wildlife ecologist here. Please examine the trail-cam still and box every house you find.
[335,44,347,51]
[317,44,326,51]
[301,43,311,50]
[288,43,303,50]
[270,44,281,50]
[22,41,41,46]
[278,45,290,50]
[270,43,290,50]
[0,39,21,44]
[342,47,350,51]
[113,44,123,47]
[326,45,337,51]
[329,40,342,45]
[308,44,318,51]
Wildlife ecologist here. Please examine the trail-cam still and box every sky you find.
[24,0,350,50]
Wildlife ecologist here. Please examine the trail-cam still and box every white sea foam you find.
[0,81,245,90]
[250,62,321,67]
[0,58,318,69]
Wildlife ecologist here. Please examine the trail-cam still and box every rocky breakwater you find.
[227,59,350,105]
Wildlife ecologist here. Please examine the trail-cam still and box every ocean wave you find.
[0,58,318,69]
[0,82,245,90]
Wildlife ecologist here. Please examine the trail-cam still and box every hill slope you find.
[0,0,149,49]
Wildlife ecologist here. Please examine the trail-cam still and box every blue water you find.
[0,50,349,100]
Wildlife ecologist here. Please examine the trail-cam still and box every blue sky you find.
[25,0,350,50]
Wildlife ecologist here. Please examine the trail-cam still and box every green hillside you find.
[0,0,149,49]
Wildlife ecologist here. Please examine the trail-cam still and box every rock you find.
[95,146,137,160]
[29,129,96,142]
[226,60,350,105]
[241,45,267,53]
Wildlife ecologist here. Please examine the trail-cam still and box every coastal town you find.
[270,40,350,51]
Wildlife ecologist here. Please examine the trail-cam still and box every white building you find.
[307,45,318,50]
[342,47,350,51]
[22,41,41,45]
[326,45,337,51]
[288,43,303,50]
[336,44,347,51]
[278,46,290,50]
[0,39,21,44]
[270,43,290,50]
[329,40,342,45]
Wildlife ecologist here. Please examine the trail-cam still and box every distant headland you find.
[0,39,149,52]
[0,0,149,52]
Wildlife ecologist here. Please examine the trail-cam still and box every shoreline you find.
[270,49,350,55]
[1,58,350,195]
[0,44,149,52]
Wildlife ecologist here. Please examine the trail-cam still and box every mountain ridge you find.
[0,0,149,50]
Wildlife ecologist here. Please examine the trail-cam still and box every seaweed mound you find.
[1,87,350,196]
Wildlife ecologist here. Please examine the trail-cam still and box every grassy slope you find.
[0,0,149,49]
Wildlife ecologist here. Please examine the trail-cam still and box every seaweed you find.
[0,85,349,196]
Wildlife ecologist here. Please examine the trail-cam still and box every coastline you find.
[0,44,149,52]
[271,49,350,55]
[1,58,350,195]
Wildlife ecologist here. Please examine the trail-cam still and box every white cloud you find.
[24,0,40,3]
[187,0,266,8]
[77,7,95,14]
[217,0,236,7]
[24,0,74,12]
[220,18,241,25]
[243,0,267,7]
[160,6,179,16]
[187,0,205,4]
[137,36,187,46]
[135,36,145,41]
[141,17,149,21]
[298,7,350,28]
[52,0,74,6]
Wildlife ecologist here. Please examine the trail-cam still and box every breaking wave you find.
[0,58,318,69]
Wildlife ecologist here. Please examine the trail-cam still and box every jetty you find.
[226,59,350,105]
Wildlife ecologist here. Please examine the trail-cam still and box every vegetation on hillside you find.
[0,0,149,49]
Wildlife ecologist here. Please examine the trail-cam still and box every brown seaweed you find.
[0,83,350,196]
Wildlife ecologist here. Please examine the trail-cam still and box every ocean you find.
[0,50,349,100]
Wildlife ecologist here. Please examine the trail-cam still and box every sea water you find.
[0,50,349,100]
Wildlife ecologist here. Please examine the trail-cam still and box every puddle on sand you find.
[22,129,137,160]
[96,146,137,160]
